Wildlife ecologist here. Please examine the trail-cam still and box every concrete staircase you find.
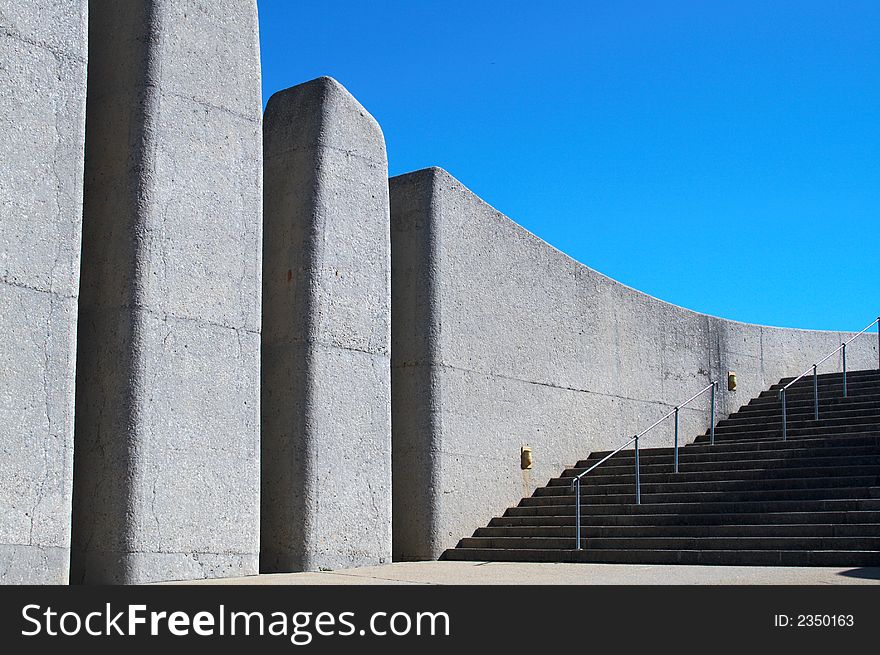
[442,369,880,566]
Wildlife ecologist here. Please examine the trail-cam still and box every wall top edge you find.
[390,166,869,339]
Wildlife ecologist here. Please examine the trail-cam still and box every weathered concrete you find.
[168,561,880,586]
[0,1,88,584]
[390,167,880,561]
[261,77,392,572]
[71,0,262,584]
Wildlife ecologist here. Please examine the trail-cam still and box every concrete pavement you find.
[166,560,880,585]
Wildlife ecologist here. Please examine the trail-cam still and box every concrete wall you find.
[390,167,880,561]
[0,1,88,584]
[71,0,262,584]
[261,77,392,572]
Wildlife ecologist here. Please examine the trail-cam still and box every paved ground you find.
[170,561,880,585]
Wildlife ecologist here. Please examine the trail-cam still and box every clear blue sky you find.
[257,0,879,332]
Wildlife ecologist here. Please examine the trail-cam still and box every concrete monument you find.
[0,0,88,584]
[71,0,263,584]
[261,77,392,572]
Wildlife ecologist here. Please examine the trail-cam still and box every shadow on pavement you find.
[836,568,880,581]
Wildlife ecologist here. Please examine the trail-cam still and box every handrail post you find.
[710,382,716,446]
[813,364,819,421]
[673,407,679,473]
[634,436,641,505]
[780,388,787,441]
[575,477,581,551]
[842,342,847,398]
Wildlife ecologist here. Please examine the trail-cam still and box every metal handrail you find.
[778,317,880,440]
[571,381,717,550]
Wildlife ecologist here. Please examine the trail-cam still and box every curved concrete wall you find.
[0,0,88,583]
[71,0,262,583]
[390,167,879,560]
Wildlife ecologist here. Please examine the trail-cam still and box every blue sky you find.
[257,1,879,332]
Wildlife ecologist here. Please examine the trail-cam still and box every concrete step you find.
[763,376,880,391]
[705,422,880,439]
[554,464,880,489]
[456,535,880,551]
[776,370,880,385]
[750,388,880,404]
[715,413,880,433]
[538,474,879,497]
[489,511,880,528]
[565,455,880,479]
[579,440,880,463]
[720,405,880,425]
[473,523,880,538]
[519,485,880,507]
[732,398,880,422]
[769,382,880,397]
[587,456,880,474]
[769,375,880,390]
[587,433,880,461]
[706,423,880,441]
[720,399,880,421]
[553,463,880,487]
[441,548,880,566]
[489,510,880,528]
[745,400,880,418]
[689,431,880,448]
[505,497,880,517]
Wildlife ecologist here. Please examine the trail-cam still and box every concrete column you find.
[0,1,88,584]
[71,0,262,584]
[388,169,443,562]
[261,77,392,572]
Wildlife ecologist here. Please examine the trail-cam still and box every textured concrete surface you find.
[71,0,262,584]
[261,77,392,572]
[168,561,880,586]
[390,167,880,561]
[0,0,88,584]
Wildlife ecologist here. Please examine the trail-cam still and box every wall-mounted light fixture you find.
[728,371,737,391]
[520,446,533,470]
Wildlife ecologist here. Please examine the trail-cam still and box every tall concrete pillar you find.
[261,77,392,572]
[71,0,263,584]
[0,1,88,584]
